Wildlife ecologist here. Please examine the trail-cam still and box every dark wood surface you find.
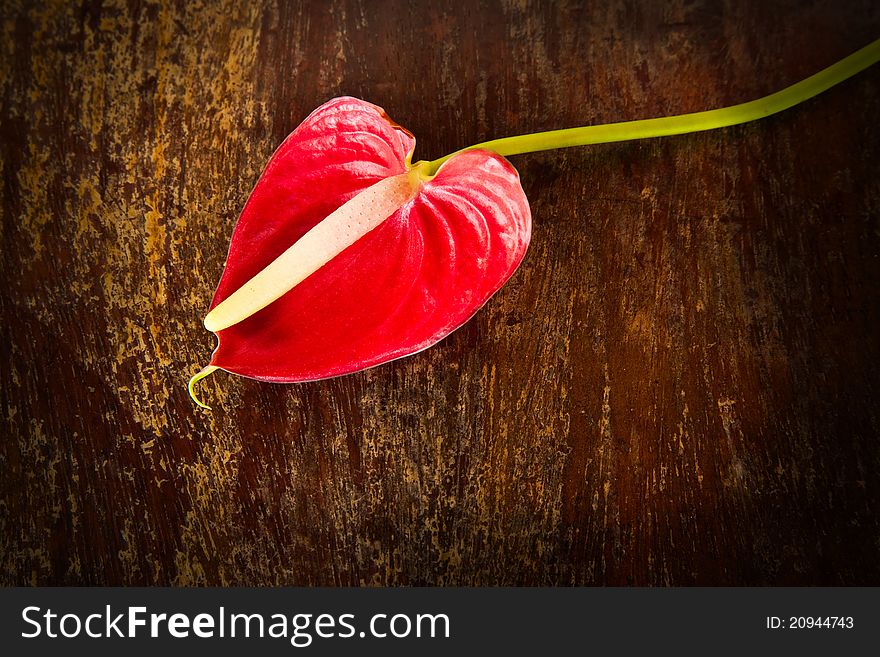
[2,0,879,586]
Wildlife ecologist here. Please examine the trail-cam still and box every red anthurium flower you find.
[191,41,880,407]
[190,97,531,405]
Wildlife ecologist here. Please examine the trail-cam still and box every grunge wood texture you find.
[2,0,879,585]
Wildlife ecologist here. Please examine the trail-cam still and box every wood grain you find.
[2,0,879,585]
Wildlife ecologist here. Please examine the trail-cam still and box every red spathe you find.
[208,97,531,382]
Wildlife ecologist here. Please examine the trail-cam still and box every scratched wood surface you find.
[2,0,879,586]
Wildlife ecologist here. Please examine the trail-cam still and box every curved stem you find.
[188,365,219,410]
[428,37,880,173]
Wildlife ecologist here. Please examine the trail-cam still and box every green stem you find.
[428,37,880,173]
[188,365,219,410]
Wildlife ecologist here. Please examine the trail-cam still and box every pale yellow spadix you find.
[204,168,424,333]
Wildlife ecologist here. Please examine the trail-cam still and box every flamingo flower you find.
[190,39,880,408]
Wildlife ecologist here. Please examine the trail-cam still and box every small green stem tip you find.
[428,37,880,173]
[188,365,219,410]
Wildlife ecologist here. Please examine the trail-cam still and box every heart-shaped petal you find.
[205,96,531,383]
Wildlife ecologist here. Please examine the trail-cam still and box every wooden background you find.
[2,0,879,586]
